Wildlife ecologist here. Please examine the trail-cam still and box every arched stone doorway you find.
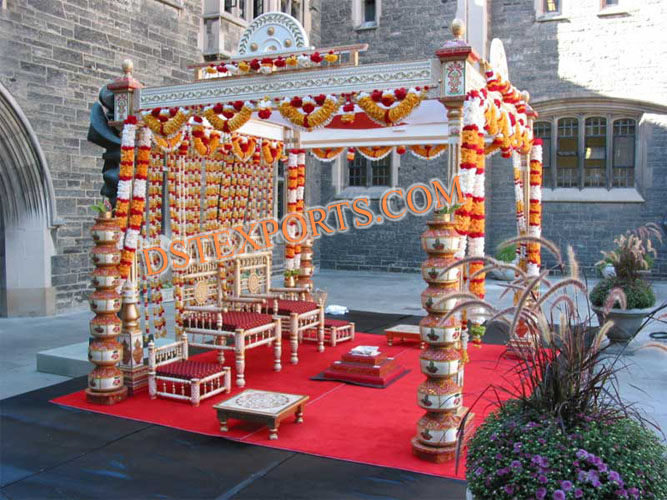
[0,83,58,316]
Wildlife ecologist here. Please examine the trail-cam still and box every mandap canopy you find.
[107,12,542,343]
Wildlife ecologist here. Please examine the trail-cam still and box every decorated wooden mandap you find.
[84,13,543,464]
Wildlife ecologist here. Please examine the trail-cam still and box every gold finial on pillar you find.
[122,58,134,76]
[451,18,465,40]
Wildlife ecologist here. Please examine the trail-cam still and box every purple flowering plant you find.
[443,236,667,499]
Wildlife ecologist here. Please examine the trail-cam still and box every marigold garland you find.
[285,151,299,273]
[409,144,448,161]
[116,117,137,236]
[261,140,283,165]
[191,122,221,157]
[311,147,344,162]
[203,102,253,134]
[527,140,543,278]
[142,107,190,139]
[278,94,341,131]
[231,135,257,162]
[513,152,527,271]
[153,131,184,153]
[357,146,393,161]
[119,126,151,279]
[355,87,426,126]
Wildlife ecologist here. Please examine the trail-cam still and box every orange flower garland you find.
[355,87,427,126]
[231,135,257,162]
[142,107,190,139]
[119,126,151,279]
[513,152,527,271]
[409,144,448,161]
[261,140,283,165]
[153,131,184,153]
[357,145,393,161]
[527,140,543,277]
[191,121,221,157]
[278,94,341,130]
[116,116,137,235]
[311,147,344,162]
[203,102,253,134]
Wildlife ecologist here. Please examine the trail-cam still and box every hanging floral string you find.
[119,126,151,279]
[231,135,257,162]
[285,151,299,275]
[116,116,137,237]
[512,152,527,271]
[527,140,543,278]
[295,150,306,271]
[261,140,283,165]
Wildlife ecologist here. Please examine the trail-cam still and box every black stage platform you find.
[1,311,506,499]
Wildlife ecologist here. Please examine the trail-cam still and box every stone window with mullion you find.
[348,155,390,187]
[535,114,637,191]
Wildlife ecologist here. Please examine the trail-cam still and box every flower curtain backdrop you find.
[88,12,540,464]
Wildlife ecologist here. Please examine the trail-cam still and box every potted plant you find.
[489,243,516,281]
[444,236,667,499]
[161,281,174,302]
[590,224,662,344]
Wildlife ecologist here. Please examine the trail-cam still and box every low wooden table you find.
[385,324,424,349]
[213,389,309,440]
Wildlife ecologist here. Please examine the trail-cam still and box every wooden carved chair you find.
[229,251,325,365]
[148,334,231,406]
[180,260,282,387]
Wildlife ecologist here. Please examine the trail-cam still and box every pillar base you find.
[85,386,128,405]
[411,411,475,463]
[121,365,149,395]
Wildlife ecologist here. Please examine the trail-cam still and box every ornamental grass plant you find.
[435,236,667,499]
[590,223,662,310]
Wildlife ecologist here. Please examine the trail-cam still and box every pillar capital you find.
[108,59,143,124]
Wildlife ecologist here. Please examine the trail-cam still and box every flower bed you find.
[467,403,667,499]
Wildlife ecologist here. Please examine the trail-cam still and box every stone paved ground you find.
[1,270,665,439]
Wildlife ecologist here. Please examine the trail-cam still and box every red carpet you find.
[52,333,517,479]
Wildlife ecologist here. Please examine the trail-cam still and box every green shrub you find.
[467,403,667,499]
[495,243,517,263]
[590,278,655,309]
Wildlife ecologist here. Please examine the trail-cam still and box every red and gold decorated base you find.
[411,410,475,463]
[85,385,128,405]
[121,365,149,395]
[322,349,406,387]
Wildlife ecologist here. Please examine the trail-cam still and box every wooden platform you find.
[385,324,424,349]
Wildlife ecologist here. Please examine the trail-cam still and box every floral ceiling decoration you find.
[201,50,340,79]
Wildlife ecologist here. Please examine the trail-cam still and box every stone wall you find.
[487,0,667,276]
[317,0,457,273]
[0,0,203,311]
[316,0,667,277]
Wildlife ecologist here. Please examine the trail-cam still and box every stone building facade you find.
[1,0,665,316]
[0,0,204,315]
[318,0,667,276]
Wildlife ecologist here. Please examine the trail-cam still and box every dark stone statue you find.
[87,85,120,206]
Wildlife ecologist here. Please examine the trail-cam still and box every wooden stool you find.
[384,324,424,349]
[214,389,309,440]
[302,319,355,347]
